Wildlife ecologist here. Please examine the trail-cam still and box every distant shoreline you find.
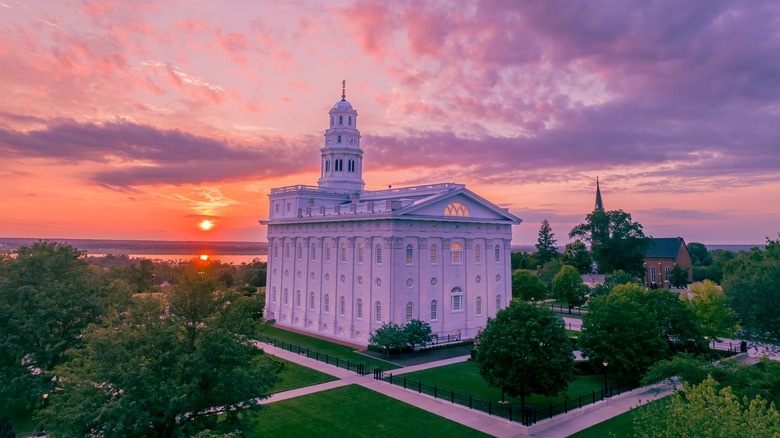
[0,237,762,255]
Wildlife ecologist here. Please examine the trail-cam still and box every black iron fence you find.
[256,335,374,375]
[373,369,637,426]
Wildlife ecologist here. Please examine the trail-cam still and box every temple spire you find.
[341,80,346,101]
[594,176,604,210]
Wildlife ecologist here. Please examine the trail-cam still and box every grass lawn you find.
[260,326,401,370]
[399,361,616,408]
[248,384,489,437]
[270,356,338,393]
[567,397,667,437]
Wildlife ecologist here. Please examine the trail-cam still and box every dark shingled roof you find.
[645,237,686,258]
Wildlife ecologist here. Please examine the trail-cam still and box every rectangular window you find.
[665,266,670,281]
[451,250,462,264]
[406,245,413,265]
[430,245,437,264]
[475,245,481,263]
[341,245,347,263]
[358,245,364,264]
[452,295,462,311]
[495,245,501,262]
[376,245,382,264]
[651,266,657,283]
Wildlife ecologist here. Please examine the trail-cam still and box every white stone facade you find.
[262,87,521,345]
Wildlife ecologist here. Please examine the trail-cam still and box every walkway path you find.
[256,341,673,437]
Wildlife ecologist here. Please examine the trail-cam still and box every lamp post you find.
[602,359,609,395]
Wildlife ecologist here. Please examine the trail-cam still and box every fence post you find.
[418,381,422,393]
[389,373,393,384]
[488,401,492,416]
[565,399,568,413]
[403,377,407,389]
[434,386,437,399]
[316,351,319,361]
[347,360,350,371]
[469,395,472,409]
[579,394,582,409]
[451,390,454,403]
[336,357,339,368]
[325,354,329,364]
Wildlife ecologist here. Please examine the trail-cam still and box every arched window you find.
[338,135,342,144]
[495,245,501,262]
[324,294,330,312]
[285,243,290,259]
[451,243,463,264]
[451,287,463,311]
[272,287,277,303]
[431,300,438,320]
[339,115,343,125]
[405,301,414,322]
[476,296,482,315]
[375,244,382,264]
[284,288,289,305]
[326,243,331,262]
[375,301,381,322]
[444,202,470,216]
[339,296,345,316]
[273,243,278,258]
[430,244,437,264]
[325,160,330,172]
[348,116,352,125]
[665,266,670,282]
[496,294,501,310]
[357,298,363,319]
[651,266,657,283]
[406,244,413,265]
[475,245,482,263]
[296,290,301,307]
[358,243,364,264]
[309,292,315,311]
[341,244,347,263]
[297,244,303,260]
[311,244,316,260]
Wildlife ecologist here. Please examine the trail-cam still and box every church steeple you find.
[594,177,604,210]
[317,81,365,192]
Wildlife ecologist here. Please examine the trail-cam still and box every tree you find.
[569,209,649,277]
[669,264,691,289]
[551,265,588,312]
[403,319,433,350]
[579,284,668,381]
[634,376,780,437]
[475,302,574,408]
[642,289,705,355]
[722,235,780,344]
[687,242,712,266]
[683,280,737,339]
[536,258,563,286]
[534,220,559,264]
[511,269,547,301]
[369,323,407,356]
[0,242,108,407]
[40,276,281,437]
[560,240,592,274]
[590,269,638,297]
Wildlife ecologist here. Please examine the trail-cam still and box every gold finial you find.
[341,80,346,101]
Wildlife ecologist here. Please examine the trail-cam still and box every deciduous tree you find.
[560,240,592,274]
[669,264,691,289]
[569,209,649,277]
[634,376,780,437]
[0,242,107,407]
[589,269,638,297]
[551,265,588,313]
[403,319,433,350]
[40,276,280,437]
[511,269,547,301]
[683,280,737,339]
[369,323,407,356]
[475,302,574,408]
[579,284,667,381]
[722,235,780,344]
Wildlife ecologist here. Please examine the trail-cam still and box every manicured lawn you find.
[259,326,401,370]
[568,397,667,437]
[248,384,489,437]
[270,356,338,394]
[399,361,617,408]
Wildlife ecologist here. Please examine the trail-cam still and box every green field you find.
[249,384,489,437]
[271,356,338,393]
[260,325,401,371]
[398,361,615,407]
[567,398,666,437]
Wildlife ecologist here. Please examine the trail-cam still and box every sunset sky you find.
[2,0,778,246]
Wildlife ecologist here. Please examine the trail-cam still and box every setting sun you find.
[199,220,214,231]
[200,254,209,261]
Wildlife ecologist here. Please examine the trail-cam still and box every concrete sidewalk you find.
[257,340,674,437]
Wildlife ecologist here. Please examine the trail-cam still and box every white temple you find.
[262,83,522,345]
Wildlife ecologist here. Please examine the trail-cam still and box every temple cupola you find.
[317,80,365,192]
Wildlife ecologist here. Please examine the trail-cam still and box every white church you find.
[262,85,521,345]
